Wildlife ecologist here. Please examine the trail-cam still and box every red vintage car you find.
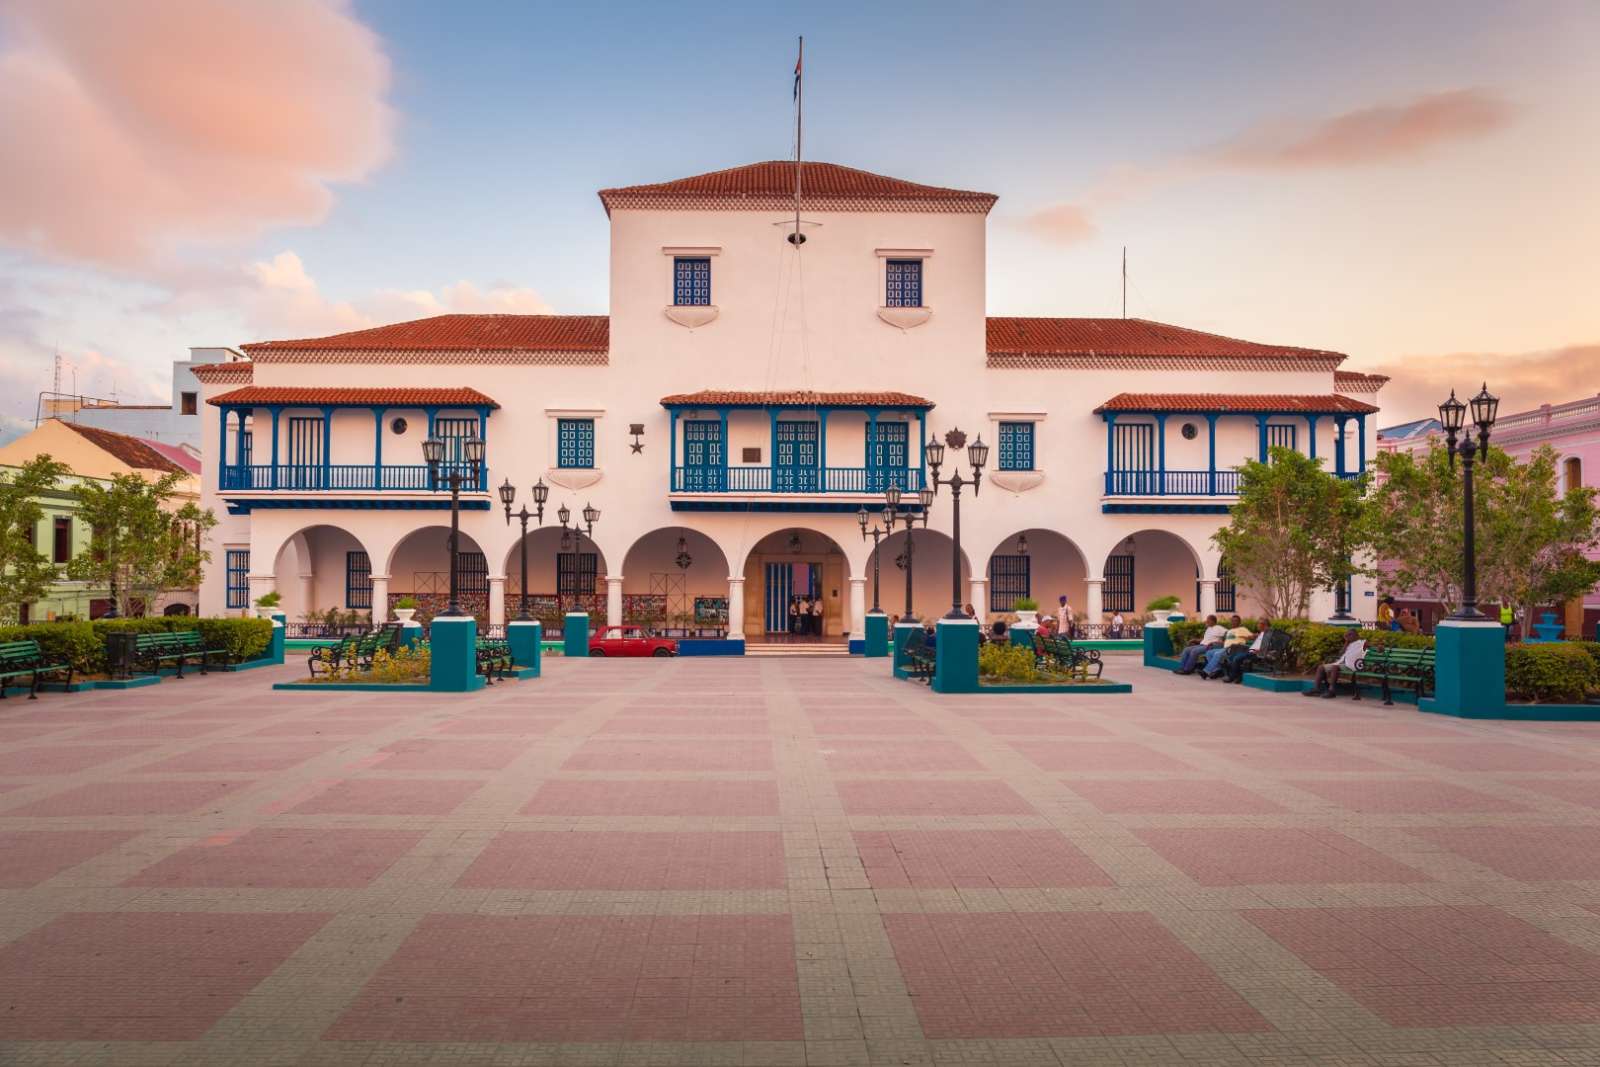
[588,626,678,657]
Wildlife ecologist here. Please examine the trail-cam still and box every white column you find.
[727,576,746,641]
[297,571,315,616]
[371,575,390,624]
[488,576,506,629]
[969,576,988,618]
[606,576,624,628]
[847,576,866,639]
[1198,578,1218,618]
[1085,578,1104,627]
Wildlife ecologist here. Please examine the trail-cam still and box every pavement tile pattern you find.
[5,654,1600,1065]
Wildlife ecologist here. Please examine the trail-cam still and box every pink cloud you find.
[1358,343,1600,425]
[0,0,394,266]
[1019,203,1098,245]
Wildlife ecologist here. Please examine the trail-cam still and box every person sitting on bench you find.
[1302,629,1366,698]
[1219,620,1274,683]
[1200,616,1253,678]
[1175,616,1226,674]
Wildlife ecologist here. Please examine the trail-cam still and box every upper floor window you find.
[557,418,595,469]
[673,257,711,306]
[225,549,250,609]
[885,259,923,307]
[52,516,72,564]
[997,422,1035,471]
[180,392,198,415]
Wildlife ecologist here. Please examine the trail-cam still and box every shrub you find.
[1145,596,1181,612]
[978,641,1037,682]
[395,596,418,610]
[254,591,280,608]
[0,617,272,675]
[0,621,102,674]
[1506,643,1600,703]
[1011,597,1039,612]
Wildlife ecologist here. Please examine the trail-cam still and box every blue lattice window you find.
[346,550,372,609]
[557,419,595,468]
[885,259,922,307]
[225,549,250,609]
[988,554,1031,613]
[673,257,711,306]
[998,422,1035,471]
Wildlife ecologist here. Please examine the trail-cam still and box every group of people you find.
[1045,596,1127,640]
[1172,614,1278,684]
[787,594,825,637]
[1375,596,1422,634]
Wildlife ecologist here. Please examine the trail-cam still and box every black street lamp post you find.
[499,477,549,621]
[1437,384,1500,621]
[884,482,933,623]
[422,434,485,617]
[556,501,601,617]
[925,428,989,621]
[856,505,891,613]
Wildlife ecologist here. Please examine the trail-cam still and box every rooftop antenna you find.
[787,36,806,246]
[1121,246,1127,319]
[52,348,61,395]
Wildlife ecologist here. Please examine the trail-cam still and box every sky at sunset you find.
[0,0,1596,439]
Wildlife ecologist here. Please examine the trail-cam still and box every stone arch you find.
[1101,528,1208,620]
[740,526,858,641]
[981,528,1089,620]
[266,523,376,622]
[620,527,731,629]
[871,527,973,623]
[386,524,490,620]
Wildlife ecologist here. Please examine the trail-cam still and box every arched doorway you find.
[742,528,851,641]
[621,528,731,634]
[501,525,610,626]
[983,529,1088,622]
[1103,529,1204,622]
[875,527,972,624]
[270,524,375,624]
[387,525,489,622]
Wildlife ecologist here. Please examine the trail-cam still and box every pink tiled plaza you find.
[7,655,1600,1065]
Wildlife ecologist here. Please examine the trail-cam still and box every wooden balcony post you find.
[1307,414,1319,461]
[1206,414,1217,495]
[1334,415,1347,475]
[1156,413,1168,495]
[372,407,384,490]
[269,407,281,489]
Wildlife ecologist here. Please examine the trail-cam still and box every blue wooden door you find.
[765,562,793,633]
[287,416,323,488]
[682,420,723,491]
[775,421,818,491]
[870,422,908,492]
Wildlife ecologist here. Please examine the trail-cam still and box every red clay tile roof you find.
[242,315,609,361]
[661,390,934,409]
[190,362,253,384]
[986,318,1346,365]
[601,161,997,215]
[1335,370,1390,390]
[56,421,191,475]
[208,387,499,409]
[1094,393,1379,415]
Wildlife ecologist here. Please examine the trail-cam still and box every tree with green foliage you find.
[65,472,217,617]
[1368,444,1600,626]
[1211,447,1367,620]
[0,455,70,622]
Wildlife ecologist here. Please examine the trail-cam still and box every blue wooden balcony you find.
[219,464,485,492]
[672,466,926,494]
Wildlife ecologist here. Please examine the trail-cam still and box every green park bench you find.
[1350,646,1435,705]
[476,638,513,683]
[130,630,229,678]
[0,639,73,699]
[901,629,936,684]
[1033,632,1103,679]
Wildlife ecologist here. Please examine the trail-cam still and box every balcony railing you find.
[672,466,926,493]
[1104,468,1364,496]
[219,464,485,492]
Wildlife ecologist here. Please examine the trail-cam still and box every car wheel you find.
[591,648,605,657]
[652,647,672,657]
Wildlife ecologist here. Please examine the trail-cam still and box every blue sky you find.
[0,0,1595,432]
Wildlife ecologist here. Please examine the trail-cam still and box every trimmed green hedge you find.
[0,617,272,675]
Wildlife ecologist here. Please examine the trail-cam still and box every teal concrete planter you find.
[891,622,921,679]
[563,613,590,658]
[507,620,542,676]
[863,613,889,658]
[932,619,980,694]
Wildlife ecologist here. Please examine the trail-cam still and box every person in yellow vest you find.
[1499,604,1514,643]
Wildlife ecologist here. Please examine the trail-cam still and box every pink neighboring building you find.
[1377,392,1600,638]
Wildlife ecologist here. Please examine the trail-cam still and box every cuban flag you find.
[793,49,802,100]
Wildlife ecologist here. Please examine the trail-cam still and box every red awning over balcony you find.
[208,387,498,408]
[1093,393,1378,415]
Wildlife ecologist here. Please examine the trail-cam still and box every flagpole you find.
[791,36,804,246]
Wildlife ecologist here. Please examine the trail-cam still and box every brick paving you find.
[5,656,1600,1064]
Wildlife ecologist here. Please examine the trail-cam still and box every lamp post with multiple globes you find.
[924,428,989,620]
[1437,384,1500,620]
[498,477,549,621]
[421,434,485,617]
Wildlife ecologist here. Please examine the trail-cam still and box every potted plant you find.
[253,591,281,620]
[393,596,419,625]
[1144,595,1182,621]
[1011,596,1040,627]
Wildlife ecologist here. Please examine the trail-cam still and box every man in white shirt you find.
[1176,615,1227,674]
[810,596,824,637]
[1303,629,1366,698]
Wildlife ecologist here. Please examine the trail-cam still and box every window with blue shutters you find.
[885,259,922,307]
[673,257,711,306]
[997,422,1035,471]
[557,419,595,468]
[346,550,372,609]
[225,549,250,609]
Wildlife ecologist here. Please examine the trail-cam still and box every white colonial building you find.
[195,161,1385,641]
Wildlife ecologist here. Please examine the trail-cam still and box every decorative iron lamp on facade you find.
[1016,533,1029,556]
[422,434,485,617]
[1437,383,1500,620]
[675,535,693,570]
[500,477,549,621]
[882,482,932,621]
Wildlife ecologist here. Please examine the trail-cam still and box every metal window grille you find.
[346,550,372,609]
[988,554,1031,612]
[673,257,711,306]
[225,549,250,609]
[557,419,595,469]
[241,431,252,467]
[1104,554,1135,613]
[287,416,323,487]
[998,422,1035,471]
[557,552,597,597]
[885,259,922,307]
[456,551,488,598]
[1215,564,1236,613]
[1267,423,1297,454]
